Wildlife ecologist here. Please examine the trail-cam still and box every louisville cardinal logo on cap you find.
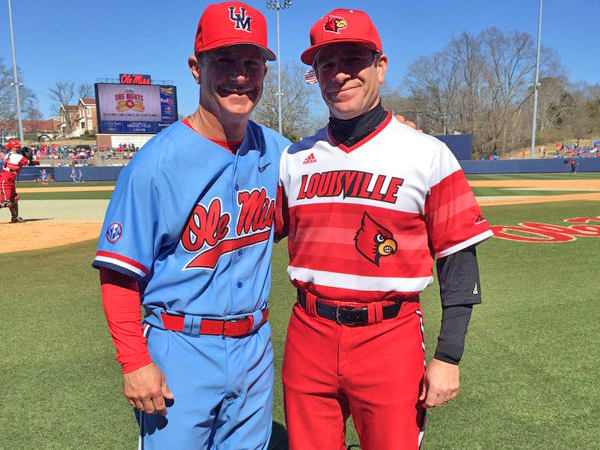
[324,16,347,33]
[301,9,382,65]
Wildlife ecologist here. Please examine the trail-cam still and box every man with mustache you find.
[93,2,289,448]
[275,9,493,449]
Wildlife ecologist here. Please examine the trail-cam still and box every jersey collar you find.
[327,112,392,153]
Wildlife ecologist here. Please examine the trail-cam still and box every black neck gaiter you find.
[328,102,387,148]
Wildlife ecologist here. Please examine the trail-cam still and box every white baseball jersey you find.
[2,152,28,180]
[276,114,493,302]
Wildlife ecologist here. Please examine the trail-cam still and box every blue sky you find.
[1,0,598,118]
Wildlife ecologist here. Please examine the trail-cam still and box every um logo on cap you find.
[229,6,252,32]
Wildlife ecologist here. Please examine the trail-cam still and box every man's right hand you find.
[123,363,174,415]
[394,114,422,132]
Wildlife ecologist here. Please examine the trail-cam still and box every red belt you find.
[161,308,269,337]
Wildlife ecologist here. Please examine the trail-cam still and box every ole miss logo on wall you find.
[491,216,600,243]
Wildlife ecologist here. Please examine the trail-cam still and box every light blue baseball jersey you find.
[93,120,290,323]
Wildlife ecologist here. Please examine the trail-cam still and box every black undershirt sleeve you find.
[434,305,473,365]
[433,245,481,364]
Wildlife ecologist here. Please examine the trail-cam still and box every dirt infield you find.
[472,179,600,206]
[1,178,598,254]
[0,199,108,254]
[478,192,600,206]
[469,179,600,189]
[0,222,101,253]
[18,186,114,193]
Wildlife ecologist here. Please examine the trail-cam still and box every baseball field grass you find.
[19,191,114,200]
[1,177,599,449]
[466,172,600,180]
[16,180,117,188]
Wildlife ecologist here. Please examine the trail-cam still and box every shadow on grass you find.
[269,421,288,449]
[268,422,361,450]
[1,217,52,224]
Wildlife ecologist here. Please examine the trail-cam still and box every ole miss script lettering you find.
[181,188,275,269]
[297,170,404,204]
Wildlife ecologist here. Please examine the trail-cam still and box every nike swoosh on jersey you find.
[258,163,271,173]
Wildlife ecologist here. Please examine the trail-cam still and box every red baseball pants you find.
[0,178,16,205]
[282,299,426,450]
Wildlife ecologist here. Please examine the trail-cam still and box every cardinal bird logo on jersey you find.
[324,16,347,33]
[354,212,397,266]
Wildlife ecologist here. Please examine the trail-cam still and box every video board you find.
[95,83,178,134]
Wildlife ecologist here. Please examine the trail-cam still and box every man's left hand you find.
[418,358,459,408]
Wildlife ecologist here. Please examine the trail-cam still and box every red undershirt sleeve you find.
[99,268,153,374]
[274,183,289,242]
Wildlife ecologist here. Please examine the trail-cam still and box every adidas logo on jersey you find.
[303,153,317,164]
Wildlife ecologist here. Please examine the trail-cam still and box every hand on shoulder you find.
[394,114,423,132]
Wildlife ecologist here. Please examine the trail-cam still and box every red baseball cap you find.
[301,9,382,65]
[194,1,276,61]
[6,139,21,149]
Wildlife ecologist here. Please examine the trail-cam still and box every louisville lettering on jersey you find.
[296,170,404,204]
[181,188,274,269]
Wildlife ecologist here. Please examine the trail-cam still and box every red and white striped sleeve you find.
[425,144,493,258]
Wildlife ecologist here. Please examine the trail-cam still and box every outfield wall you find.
[53,166,124,182]
[435,134,472,160]
[460,158,600,174]
[17,166,125,182]
[17,167,53,181]
[16,158,600,182]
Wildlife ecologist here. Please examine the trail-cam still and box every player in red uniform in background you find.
[1,140,29,223]
[275,9,493,449]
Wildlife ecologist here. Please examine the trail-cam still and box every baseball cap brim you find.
[197,39,276,61]
[301,39,378,65]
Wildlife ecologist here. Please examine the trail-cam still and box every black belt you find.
[297,290,403,325]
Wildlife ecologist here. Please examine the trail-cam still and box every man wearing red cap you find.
[1,139,29,223]
[93,2,289,448]
[275,9,492,448]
